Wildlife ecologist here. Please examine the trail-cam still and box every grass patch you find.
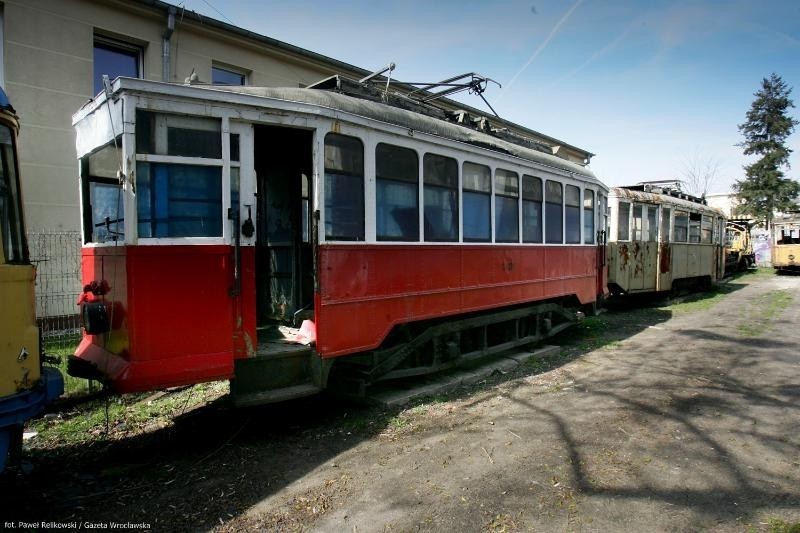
[736,290,793,337]
[42,335,97,397]
[27,381,228,449]
[768,518,800,533]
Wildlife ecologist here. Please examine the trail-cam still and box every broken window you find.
[689,212,702,243]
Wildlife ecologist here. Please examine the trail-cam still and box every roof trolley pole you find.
[359,62,396,100]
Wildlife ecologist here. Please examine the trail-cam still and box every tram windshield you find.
[0,122,26,263]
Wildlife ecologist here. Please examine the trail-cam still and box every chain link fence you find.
[27,231,83,353]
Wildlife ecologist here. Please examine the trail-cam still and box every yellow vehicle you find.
[0,86,62,472]
[724,219,756,274]
[772,212,800,273]
[607,184,726,295]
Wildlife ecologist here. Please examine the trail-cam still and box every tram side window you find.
[545,180,563,244]
[647,206,658,241]
[689,212,701,243]
[463,162,491,242]
[617,201,630,241]
[495,169,519,242]
[522,175,543,243]
[583,189,594,244]
[324,133,364,241]
[0,124,26,262]
[375,143,419,241]
[423,153,458,242]
[136,110,221,158]
[565,185,581,244]
[632,205,644,241]
[673,211,689,242]
[701,215,713,243]
[83,142,124,243]
[137,162,222,238]
[660,208,671,242]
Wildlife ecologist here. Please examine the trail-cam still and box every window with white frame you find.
[462,162,491,242]
[423,153,458,242]
[494,169,519,242]
[522,175,543,243]
[375,143,419,241]
[135,110,223,238]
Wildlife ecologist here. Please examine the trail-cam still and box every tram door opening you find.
[254,126,314,326]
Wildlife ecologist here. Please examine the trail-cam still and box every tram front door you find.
[254,125,314,325]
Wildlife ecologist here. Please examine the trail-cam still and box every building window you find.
[324,133,364,241]
[495,169,519,242]
[545,180,563,244]
[583,189,594,244]
[565,184,581,244]
[212,65,246,86]
[375,143,418,241]
[93,35,141,95]
[522,175,542,243]
[423,153,458,242]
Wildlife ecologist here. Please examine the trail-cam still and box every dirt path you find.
[7,272,800,531]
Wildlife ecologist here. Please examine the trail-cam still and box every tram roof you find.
[610,186,725,216]
[75,77,602,185]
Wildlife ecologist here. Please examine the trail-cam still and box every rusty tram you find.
[68,75,609,404]
[606,184,726,295]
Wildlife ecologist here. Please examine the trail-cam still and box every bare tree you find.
[681,150,721,198]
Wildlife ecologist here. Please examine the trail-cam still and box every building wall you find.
[3,0,346,232]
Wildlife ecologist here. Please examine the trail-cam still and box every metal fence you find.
[27,231,83,351]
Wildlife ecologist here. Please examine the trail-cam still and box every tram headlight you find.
[82,301,110,335]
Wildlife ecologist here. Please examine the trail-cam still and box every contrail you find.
[500,0,584,98]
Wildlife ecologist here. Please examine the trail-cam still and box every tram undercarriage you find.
[231,298,581,406]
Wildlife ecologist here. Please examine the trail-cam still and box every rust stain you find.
[660,243,671,273]
[618,243,630,268]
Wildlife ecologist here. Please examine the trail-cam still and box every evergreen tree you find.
[734,73,799,228]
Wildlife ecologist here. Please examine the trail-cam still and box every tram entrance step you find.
[364,345,560,408]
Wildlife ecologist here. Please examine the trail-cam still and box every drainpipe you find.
[162,6,176,82]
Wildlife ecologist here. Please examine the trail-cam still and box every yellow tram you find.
[772,212,800,273]
[607,184,726,295]
[0,86,62,472]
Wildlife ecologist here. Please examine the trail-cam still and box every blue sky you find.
[181,0,799,193]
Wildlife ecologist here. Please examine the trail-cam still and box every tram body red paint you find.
[315,244,599,357]
[75,245,255,392]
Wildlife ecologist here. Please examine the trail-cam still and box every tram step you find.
[233,383,321,407]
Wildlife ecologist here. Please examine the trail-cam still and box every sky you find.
[180,0,800,194]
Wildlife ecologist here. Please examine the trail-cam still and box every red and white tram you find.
[69,75,608,404]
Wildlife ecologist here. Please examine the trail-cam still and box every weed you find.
[768,518,800,533]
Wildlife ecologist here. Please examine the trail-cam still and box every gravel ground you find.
[4,271,799,532]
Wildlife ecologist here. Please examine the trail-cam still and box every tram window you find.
[324,133,364,241]
[0,124,25,262]
[522,175,543,243]
[583,190,594,244]
[673,211,689,242]
[701,215,713,244]
[136,110,222,159]
[463,162,491,242]
[83,142,124,243]
[545,180,563,244]
[632,205,644,241]
[136,162,222,238]
[495,169,519,242]
[376,143,419,241]
[600,194,608,238]
[301,173,310,243]
[564,185,581,244]
[423,153,458,242]
[647,206,658,241]
[230,134,240,162]
[689,212,701,243]
[617,202,630,241]
[660,208,671,242]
